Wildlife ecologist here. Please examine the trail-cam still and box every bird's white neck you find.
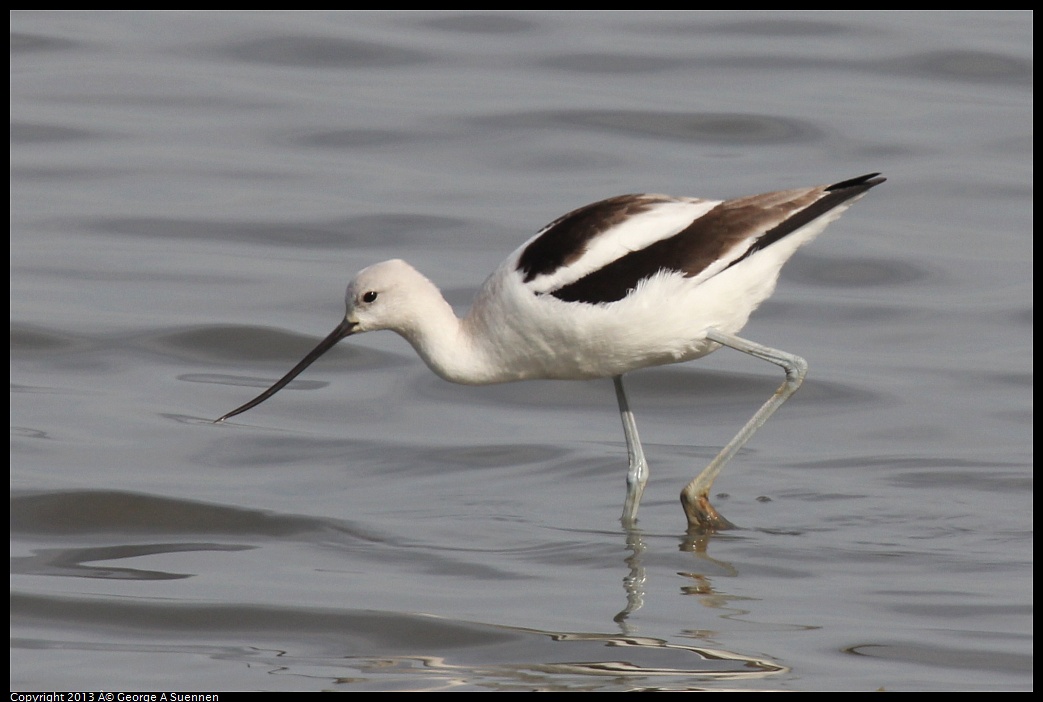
[356,260,538,386]
[380,274,501,386]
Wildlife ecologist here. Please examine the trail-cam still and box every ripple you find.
[9,30,82,54]
[846,641,1031,676]
[11,590,788,689]
[540,53,683,74]
[786,254,930,288]
[222,33,429,69]
[10,324,86,353]
[10,121,96,145]
[479,110,821,145]
[83,213,465,248]
[290,127,419,149]
[885,50,1032,86]
[12,543,253,581]
[419,13,540,35]
[674,17,855,37]
[9,489,374,540]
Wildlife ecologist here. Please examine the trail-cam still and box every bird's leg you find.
[681,329,808,532]
[614,375,648,528]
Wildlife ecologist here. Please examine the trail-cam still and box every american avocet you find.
[216,173,884,531]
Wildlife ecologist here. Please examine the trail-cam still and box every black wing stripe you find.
[516,195,664,283]
[722,172,884,273]
[547,174,884,305]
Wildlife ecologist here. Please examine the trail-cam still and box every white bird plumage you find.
[216,173,885,531]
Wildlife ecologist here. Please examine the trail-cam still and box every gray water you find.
[10,11,1032,691]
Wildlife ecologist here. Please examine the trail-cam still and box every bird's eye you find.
[361,291,378,304]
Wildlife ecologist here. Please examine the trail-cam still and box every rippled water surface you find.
[11,11,1032,691]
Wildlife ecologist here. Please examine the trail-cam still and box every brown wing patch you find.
[549,187,821,303]
[537,174,884,305]
[722,173,884,271]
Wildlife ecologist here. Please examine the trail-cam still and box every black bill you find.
[214,317,357,423]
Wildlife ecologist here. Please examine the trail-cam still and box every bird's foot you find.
[681,493,736,532]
